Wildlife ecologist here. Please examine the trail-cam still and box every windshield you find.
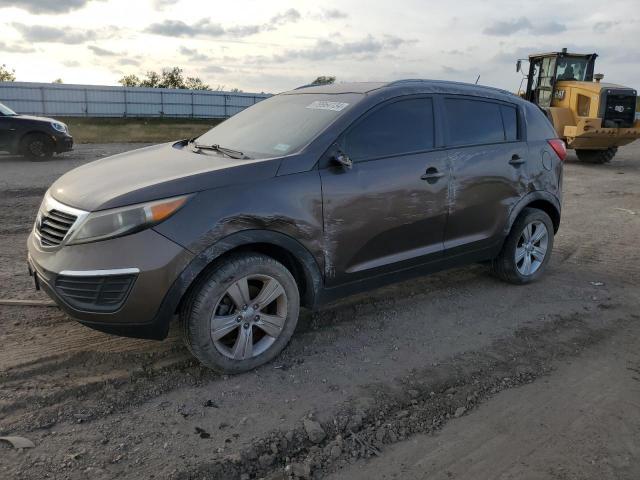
[0,102,17,116]
[196,92,362,158]
[556,57,589,82]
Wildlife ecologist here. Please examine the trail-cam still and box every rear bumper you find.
[564,118,640,149]
[27,228,194,340]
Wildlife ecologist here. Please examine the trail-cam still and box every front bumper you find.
[53,133,74,153]
[564,118,640,149]
[27,228,194,339]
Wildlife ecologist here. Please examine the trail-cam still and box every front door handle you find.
[509,154,526,166]
[420,167,445,183]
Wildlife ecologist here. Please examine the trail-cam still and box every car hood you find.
[49,142,281,211]
[15,114,61,124]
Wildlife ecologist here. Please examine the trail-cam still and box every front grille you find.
[37,209,77,247]
[602,93,636,128]
[55,274,136,312]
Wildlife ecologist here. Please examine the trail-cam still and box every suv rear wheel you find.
[181,253,300,373]
[21,133,54,161]
[491,208,554,284]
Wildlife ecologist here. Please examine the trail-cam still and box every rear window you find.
[445,98,514,146]
[343,98,434,161]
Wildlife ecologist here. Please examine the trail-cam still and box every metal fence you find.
[0,81,270,119]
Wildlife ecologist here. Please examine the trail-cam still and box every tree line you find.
[1,64,337,91]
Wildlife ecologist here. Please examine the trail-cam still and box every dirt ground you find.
[0,143,639,479]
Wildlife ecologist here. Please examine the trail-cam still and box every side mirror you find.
[516,60,521,72]
[332,152,353,170]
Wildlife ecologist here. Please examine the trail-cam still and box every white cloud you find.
[145,9,301,39]
[12,23,98,44]
[483,17,566,36]
[0,0,102,14]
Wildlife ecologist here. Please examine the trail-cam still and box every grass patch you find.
[64,117,224,144]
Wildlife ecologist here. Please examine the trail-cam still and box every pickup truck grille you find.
[602,93,636,128]
[37,209,77,247]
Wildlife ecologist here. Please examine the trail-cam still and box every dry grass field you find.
[64,117,223,143]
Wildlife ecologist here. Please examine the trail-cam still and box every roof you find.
[528,51,596,59]
[283,79,516,99]
[283,82,388,94]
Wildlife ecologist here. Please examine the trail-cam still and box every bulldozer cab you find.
[519,50,598,108]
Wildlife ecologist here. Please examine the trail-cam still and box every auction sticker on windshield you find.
[273,143,290,152]
[306,101,349,112]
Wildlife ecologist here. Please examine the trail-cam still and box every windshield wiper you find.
[191,141,249,159]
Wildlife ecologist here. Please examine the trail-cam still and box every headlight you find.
[51,121,67,133]
[67,195,190,245]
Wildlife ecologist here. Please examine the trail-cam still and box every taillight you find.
[548,139,567,161]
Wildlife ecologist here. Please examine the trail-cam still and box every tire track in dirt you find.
[555,239,640,279]
[0,345,200,433]
[0,311,181,369]
[176,312,633,480]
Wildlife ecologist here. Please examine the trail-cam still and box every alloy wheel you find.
[210,274,288,360]
[29,140,45,157]
[515,221,549,276]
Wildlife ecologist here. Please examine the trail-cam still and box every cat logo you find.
[554,89,565,100]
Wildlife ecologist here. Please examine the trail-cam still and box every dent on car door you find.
[443,97,528,252]
[319,96,450,286]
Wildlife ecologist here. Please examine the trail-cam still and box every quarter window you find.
[343,98,434,161]
[501,105,518,142]
[445,98,512,146]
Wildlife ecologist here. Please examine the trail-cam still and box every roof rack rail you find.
[386,79,430,86]
[387,78,515,96]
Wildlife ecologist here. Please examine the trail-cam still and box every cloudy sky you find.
[1,0,638,93]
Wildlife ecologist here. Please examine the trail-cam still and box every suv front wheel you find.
[491,208,554,284]
[21,133,54,161]
[181,253,300,373]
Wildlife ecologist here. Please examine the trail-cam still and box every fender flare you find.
[152,229,324,336]
[504,191,561,236]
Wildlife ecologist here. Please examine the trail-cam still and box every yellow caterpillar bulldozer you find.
[517,48,640,163]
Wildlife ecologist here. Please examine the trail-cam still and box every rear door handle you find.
[420,167,445,183]
[509,154,526,166]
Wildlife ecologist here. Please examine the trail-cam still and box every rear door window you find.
[445,98,507,146]
[343,98,434,161]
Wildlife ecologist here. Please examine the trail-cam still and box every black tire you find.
[491,208,555,285]
[180,253,300,373]
[20,133,54,161]
[575,147,617,164]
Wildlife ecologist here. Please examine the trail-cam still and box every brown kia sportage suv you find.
[27,80,565,373]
